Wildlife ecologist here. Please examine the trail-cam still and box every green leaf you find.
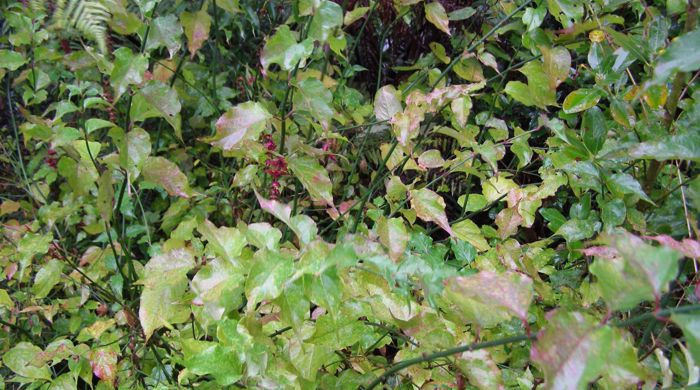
[522,6,546,31]
[2,342,52,381]
[562,88,603,114]
[344,6,370,26]
[207,101,271,152]
[541,46,571,89]
[110,47,148,102]
[374,85,402,121]
[443,271,533,327]
[601,199,626,227]
[606,28,649,64]
[145,15,183,58]
[532,310,645,390]
[293,78,334,128]
[0,49,26,71]
[32,259,63,299]
[308,0,343,43]
[629,132,700,162]
[482,175,518,203]
[245,249,294,311]
[139,248,196,340]
[142,156,193,198]
[556,219,596,242]
[180,6,211,58]
[653,29,700,84]
[672,313,700,363]
[588,233,682,311]
[455,350,503,390]
[410,188,453,236]
[191,258,244,324]
[451,219,490,252]
[606,173,654,204]
[197,220,246,263]
[261,25,313,73]
[288,155,334,207]
[449,6,476,21]
[96,170,113,222]
[504,61,557,109]
[133,81,182,139]
[109,127,151,180]
[581,106,607,154]
[377,217,409,262]
[546,0,583,26]
[425,2,451,36]
[180,339,243,385]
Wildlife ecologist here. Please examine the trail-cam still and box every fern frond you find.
[51,0,111,54]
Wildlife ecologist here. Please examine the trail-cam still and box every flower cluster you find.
[262,135,287,199]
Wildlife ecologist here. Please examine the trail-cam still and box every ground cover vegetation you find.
[1,0,700,388]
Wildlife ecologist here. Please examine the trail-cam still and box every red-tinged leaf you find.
[181,7,211,58]
[142,156,193,198]
[288,155,334,208]
[255,190,292,225]
[409,188,453,236]
[443,270,533,327]
[88,349,118,386]
[644,235,700,258]
[208,102,271,151]
[377,217,409,263]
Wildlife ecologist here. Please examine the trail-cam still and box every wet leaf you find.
[562,88,603,114]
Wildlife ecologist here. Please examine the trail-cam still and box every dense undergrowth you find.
[1,0,700,388]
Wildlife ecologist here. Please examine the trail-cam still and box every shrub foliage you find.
[1,0,700,388]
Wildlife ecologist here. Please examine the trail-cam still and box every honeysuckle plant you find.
[1,0,700,388]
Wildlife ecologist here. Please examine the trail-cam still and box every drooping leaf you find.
[139,248,196,340]
[377,217,409,262]
[0,49,27,71]
[605,173,654,204]
[142,156,193,198]
[581,106,607,154]
[207,101,271,152]
[288,155,334,207]
[410,188,452,236]
[180,7,211,58]
[96,170,113,223]
[443,270,533,327]
[425,2,451,36]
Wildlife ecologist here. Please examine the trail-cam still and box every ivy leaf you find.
[245,249,294,311]
[261,25,313,73]
[142,156,193,198]
[377,217,409,262]
[443,271,533,327]
[2,342,52,381]
[180,7,211,58]
[588,233,681,311]
[110,47,148,102]
[532,310,645,390]
[145,15,183,58]
[139,248,196,340]
[504,61,557,109]
[374,85,402,121]
[288,155,334,207]
[410,188,453,236]
[425,2,451,36]
[653,29,700,84]
[562,88,603,114]
[293,78,334,129]
[207,101,271,152]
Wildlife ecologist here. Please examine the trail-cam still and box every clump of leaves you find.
[1,0,700,388]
